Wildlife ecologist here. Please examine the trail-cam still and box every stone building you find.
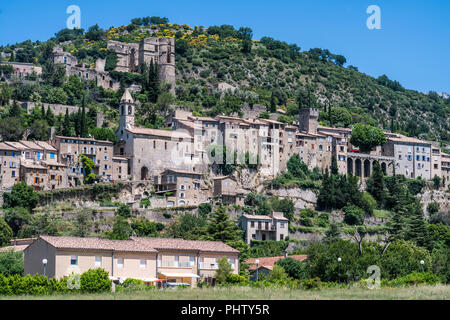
[154,169,204,207]
[0,61,42,78]
[112,156,129,182]
[107,37,175,92]
[115,90,198,180]
[0,143,20,190]
[51,136,116,185]
[213,175,247,206]
[440,153,450,189]
[382,135,434,179]
[52,47,120,91]
[239,212,289,244]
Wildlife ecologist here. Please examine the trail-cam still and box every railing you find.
[199,263,218,270]
[159,261,193,268]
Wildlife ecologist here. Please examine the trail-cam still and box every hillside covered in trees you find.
[0,17,449,145]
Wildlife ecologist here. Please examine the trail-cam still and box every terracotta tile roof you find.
[0,142,18,151]
[127,127,192,139]
[187,116,218,122]
[19,140,44,150]
[36,236,239,254]
[4,142,27,150]
[161,168,202,176]
[20,161,47,170]
[132,237,240,254]
[34,141,57,152]
[54,136,113,145]
[242,213,288,221]
[246,255,308,271]
[38,236,158,253]
[387,134,431,145]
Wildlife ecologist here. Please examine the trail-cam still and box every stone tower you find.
[118,89,135,138]
[299,108,319,134]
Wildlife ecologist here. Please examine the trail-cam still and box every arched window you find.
[128,106,132,115]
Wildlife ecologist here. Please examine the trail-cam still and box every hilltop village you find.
[0,21,449,290]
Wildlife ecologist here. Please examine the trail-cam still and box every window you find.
[280,222,285,229]
[140,259,146,269]
[180,185,186,190]
[280,234,284,241]
[71,256,78,265]
[50,153,55,159]
[117,258,124,268]
[250,221,255,228]
[190,256,195,267]
[179,192,185,198]
[95,256,102,267]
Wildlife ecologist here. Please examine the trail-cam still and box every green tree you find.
[323,222,341,244]
[343,205,365,225]
[215,257,233,284]
[108,216,132,240]
[0,219,13,247]
[3,182,39,211]
[116,204,132,218]
[267,264,289,282]
[0,117,25,141]
[275,257,307,280]
[350,123,387,153]
[0,250,23,276]
[4,207,32,236]
[404,201,431,249]
[79,154,97,184]
[286,154,308,179]
[330,107,352,127]
[205,206,242,243]
[366,161,386,206]
[62,108,74,137]
[427,202,440,215]
[72,210,92,237]
[0,83,12,106]
[89,127,117,142]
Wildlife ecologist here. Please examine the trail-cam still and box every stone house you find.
[0,61,42,78]
[24,236,239,287]
[0,142,20,190]
[155,169,203,207]
[112,156,129,181]
[213,175,247,206]
[239,212,289,244]
[441,153,450,189]
[51,136,115,184]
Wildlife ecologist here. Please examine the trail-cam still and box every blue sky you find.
[0,0,449,93]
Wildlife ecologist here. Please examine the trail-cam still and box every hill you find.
[0,18,449,144]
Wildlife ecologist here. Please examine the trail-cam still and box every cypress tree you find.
[62,109,72,136]
[367,161,386,206]
[148,59,160,103]
[46,106,55,126]
[270,92,277,113]
[205,205,243,243]
[331,156,339,175]
[41,104,46,120]
[404,201,430,249]
[81,104,88,138]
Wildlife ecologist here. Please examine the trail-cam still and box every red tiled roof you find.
[35,236,239,254]
[246,255,308,271]
[38,236,158,253]
[132,237,240,254]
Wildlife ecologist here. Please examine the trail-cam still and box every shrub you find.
[343,205,365,225]
[0,250,24,277]
[226,274,250,285]
[300,277,322,290]
[275,257,307,280]
[80,268,112,293]
[427,202,439,215]
[388,272,440,287]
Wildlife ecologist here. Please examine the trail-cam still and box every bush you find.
[300,277,322,290]
[0,250,24,277]
[80,268,112,293]
[388,272,440,287]
[275,257,307,280]
[343,205,365,225]
[226,274,250,285]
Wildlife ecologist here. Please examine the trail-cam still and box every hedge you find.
[0,268,112,296]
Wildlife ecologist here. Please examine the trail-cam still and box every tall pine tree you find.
[367,161,386,207]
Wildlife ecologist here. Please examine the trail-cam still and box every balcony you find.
[159,261,193,268]
[199,263,218,270]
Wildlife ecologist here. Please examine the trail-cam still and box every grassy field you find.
[1,285,449,300]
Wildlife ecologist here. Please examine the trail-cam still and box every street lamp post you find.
[42,259,48,277]
[337,257,342,284]
[420,260,424,272]
[255,259,259,282]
